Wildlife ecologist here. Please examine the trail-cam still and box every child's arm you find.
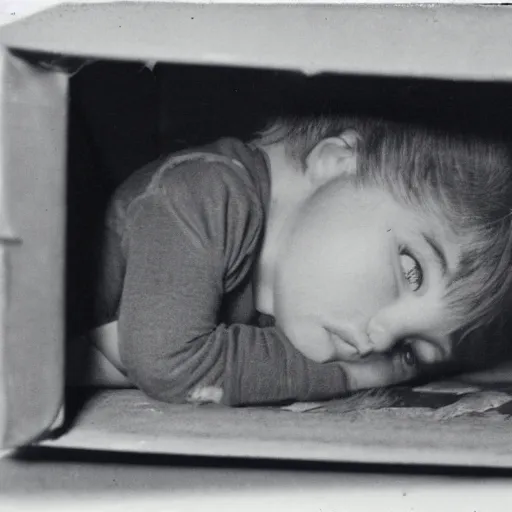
[88,320,417,399]
[115,163,349,406]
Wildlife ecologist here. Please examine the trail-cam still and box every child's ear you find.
[305,129,360,185]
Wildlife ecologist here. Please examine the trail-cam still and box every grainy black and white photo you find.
[1,2,512,510]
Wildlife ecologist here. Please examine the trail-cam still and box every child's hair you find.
[257,116,512,349]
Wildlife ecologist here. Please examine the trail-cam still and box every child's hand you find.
[338,349,419,392]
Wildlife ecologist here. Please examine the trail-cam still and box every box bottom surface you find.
[37,383,512,468]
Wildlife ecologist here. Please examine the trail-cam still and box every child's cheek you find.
[283,321,336,363]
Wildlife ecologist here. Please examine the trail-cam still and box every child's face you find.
[273,177,464,383]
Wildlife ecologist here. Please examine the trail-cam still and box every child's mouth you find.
[324,326,362,360]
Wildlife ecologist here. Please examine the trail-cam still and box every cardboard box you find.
[1,2,512,467]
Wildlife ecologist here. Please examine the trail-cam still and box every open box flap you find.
[0,3,511,81]
[0,50,67,449]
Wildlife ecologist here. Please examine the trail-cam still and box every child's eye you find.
[399,250,423,291]
[400,342,418,368]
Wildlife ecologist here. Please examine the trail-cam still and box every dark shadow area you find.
[9,445,512,479]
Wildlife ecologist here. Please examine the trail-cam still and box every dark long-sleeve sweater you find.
[95,138,348,405]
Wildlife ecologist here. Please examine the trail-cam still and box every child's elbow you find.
[122,349,225,405]
[124,359,190,404]
[127,365,224,404]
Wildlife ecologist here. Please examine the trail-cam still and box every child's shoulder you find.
[110,137,270,221]
[154,137,269,199]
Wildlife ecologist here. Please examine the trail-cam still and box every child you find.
[82,116,512,406]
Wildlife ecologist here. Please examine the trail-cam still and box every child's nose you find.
[365,316,401,353]
[365,297,448,353]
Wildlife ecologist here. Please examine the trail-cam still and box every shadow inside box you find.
[46,387,104,440]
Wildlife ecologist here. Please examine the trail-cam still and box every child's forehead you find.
[322,177,469,247]
[379,184,468,236]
